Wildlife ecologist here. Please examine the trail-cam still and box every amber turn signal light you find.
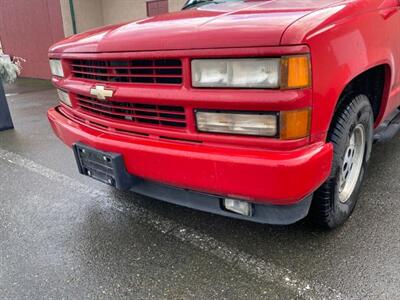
[280,108,311,140]
[280,55,311,89]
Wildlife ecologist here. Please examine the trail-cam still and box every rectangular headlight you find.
[49,59,64,77]
[191,55,311,89]
[196,111,277,136]
[57,89,71,106]
[192,58,280,88]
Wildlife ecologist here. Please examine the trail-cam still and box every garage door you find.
[0,0,64,79]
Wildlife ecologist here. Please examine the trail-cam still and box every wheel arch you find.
[330,63,392,133]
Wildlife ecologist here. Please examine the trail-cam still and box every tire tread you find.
[310,95,373,228]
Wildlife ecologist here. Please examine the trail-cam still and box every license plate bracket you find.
[73,143,134,190]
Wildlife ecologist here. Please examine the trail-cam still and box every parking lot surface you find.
[1,79,400,299]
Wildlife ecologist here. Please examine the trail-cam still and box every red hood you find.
[50,0,346,53]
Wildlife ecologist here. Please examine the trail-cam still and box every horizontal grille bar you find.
[76,94,187,129]
[70,59,183,85]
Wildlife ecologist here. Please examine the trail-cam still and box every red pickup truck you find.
[47,0,400,228]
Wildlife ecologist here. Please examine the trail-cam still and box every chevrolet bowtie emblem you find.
[90,85,114,100]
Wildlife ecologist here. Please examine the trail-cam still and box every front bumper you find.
[73,142,314,225]
[48,106,332,206]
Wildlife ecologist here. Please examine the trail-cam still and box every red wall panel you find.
[0,0,64,79]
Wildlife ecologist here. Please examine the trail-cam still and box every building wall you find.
[60,0,104,37]
[102,0,147,26]
[0,0,65,79]
[169,0,186,13]
[61,0,187,36]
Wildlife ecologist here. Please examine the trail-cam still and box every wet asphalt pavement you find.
[1,79,400,299]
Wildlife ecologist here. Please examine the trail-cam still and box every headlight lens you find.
[196,111,278,136]
[192,58,280,88]
[195,108,311,139]
[191,55,311,89]
[49,59,64,77]
[57,89,71,106]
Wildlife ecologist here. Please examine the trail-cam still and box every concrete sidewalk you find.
[1,79,400,299]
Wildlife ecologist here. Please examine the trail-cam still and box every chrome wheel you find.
[338,124,366,203]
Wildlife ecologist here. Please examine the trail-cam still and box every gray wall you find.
[60,0,187,36]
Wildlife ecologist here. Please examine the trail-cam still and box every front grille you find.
[76,94,187,128]
[70,59,183,85]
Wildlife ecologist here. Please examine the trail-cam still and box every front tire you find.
[311,94,373,229]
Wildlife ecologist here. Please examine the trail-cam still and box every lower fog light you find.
[223,198,253,216]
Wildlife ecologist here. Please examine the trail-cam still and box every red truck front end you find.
[47,1,337,225]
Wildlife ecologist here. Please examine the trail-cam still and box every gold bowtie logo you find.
[90,85,114,100]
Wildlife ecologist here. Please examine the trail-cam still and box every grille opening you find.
[156,77,182,84]
[137,110,157,117]
[132,68,154,75]
[132,60,153,67]
[71,59,183,85]
[159,113,185,119]
[116,69,129,74]
[137,118,159,125]
[155,59,181,67]
[136,103,157,109]
[156,68,182,75]
[76,94,187,129]
[159,105,184,112]
[160,120,186,127]
[110,61,129,67]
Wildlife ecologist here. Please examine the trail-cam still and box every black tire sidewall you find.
[328,95,373,226]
